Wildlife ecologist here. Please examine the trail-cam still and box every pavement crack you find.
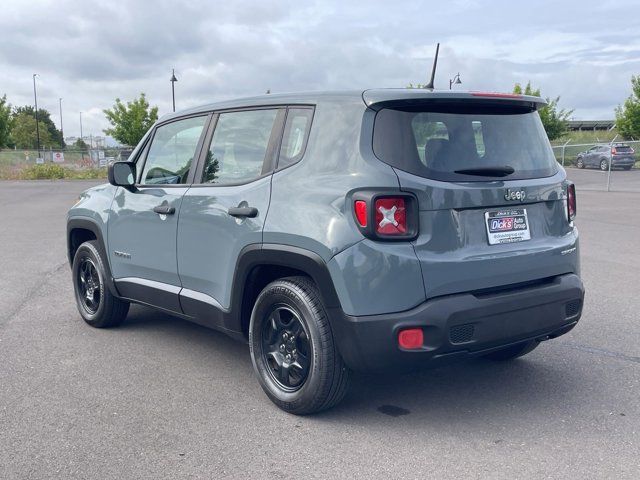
[557,341,640,365]
[1,260,68,328]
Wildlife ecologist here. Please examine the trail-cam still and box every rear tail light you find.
[375,197,407,235]
[398,328,423,350]
[612,147,617,155]
[352,192,418,241]
[567,183,576,222]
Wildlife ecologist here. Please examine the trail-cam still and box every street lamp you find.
[170,68,178,112]
[32,74,41,158]
[449,73,462,90]
[79,111,83,140]
[59,98,64,145]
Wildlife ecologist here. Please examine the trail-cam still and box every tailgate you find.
[396,169,579,299]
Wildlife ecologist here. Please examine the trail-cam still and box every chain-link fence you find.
[0,147,133,179]
[552,139,640,193]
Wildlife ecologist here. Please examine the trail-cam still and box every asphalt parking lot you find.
[1,175,639,479]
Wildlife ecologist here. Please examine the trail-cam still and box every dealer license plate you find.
[484,209,531,245]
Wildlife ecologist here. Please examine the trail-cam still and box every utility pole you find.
[170,69,178,112]
[33,74,41,158]
[59,98,64,145]
[79,111,83,140]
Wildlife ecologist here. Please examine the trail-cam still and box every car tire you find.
[72,240,129,328]
[483,340,538,361]
[623,165,633,171]
[249,276,350,415]
[576,157,585,169]
[600,158,609,171]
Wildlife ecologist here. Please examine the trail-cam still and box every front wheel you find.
[576,157,585,169]
[600,158,609,171]
[72,240,129,328]
[249,276,350,415]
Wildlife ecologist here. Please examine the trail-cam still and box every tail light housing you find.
[612,147,617,155]
[567,183,576,222]
[352,191,418,241]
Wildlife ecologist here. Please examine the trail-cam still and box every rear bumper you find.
[612,157,635,166]
[331,273,584,372]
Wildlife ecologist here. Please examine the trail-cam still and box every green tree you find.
[14,106,64,147]
[0,94,12,148]
[103,93,158,146]
[615,75,640,140]
[74,138,88,150]
[513,82,572,141]
[10,113,53,149]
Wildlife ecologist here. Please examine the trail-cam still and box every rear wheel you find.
[600,158,609,171]
[72,240,129,328]
[483,340,538,361]
[623,165,633,171]
[249,276,350,415]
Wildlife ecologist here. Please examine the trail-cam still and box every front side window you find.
[278,108,313,169]
[202,109,278,184]
[140,116,207,185]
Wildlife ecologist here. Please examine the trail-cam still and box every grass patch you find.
[1,163,108,180]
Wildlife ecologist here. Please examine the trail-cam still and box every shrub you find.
[21,163,66,179]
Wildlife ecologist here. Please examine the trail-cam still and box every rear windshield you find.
[372,104,558,181]
[615,145,633,152]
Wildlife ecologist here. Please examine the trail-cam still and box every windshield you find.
[372,104,558,181]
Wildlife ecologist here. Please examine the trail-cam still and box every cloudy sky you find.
[1,0,639,139]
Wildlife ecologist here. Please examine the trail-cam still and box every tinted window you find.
[140,116,207,185]
[278,108,313,168]
[202,109,277,184]
[373,105,558,181]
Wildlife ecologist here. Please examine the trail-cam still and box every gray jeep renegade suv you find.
[67,89,584,414]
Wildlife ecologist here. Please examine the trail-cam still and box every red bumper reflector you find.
[354,200,368,227]
[398,328,423,349]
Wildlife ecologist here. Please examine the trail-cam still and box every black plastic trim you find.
[67,217,118,296]
[331,273,584,371]
[114,278,182,313]
[230,244,342,313]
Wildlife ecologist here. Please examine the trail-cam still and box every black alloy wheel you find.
[77,257,101,315]
[261,305,311,391]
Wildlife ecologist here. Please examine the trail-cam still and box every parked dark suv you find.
[67,89,584,414]
[576,143,636,170]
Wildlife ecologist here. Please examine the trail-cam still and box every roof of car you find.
[160,88,546,121]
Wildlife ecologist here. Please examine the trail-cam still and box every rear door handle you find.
[153,205,175,215]
[228,206,258,218]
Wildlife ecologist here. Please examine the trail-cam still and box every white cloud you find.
[0,0,638,138]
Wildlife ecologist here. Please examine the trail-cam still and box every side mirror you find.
[108,161,136,189]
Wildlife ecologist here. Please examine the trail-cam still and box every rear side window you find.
[140,116,207,185]
[373,104,558,181]
[202,109,278,184]
[278,108,313,169]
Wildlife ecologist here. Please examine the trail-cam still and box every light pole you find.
[170,69,177,112]
[32,74,41,158]
[59,98,64,146]
[449,73,462,90]
[79,111,83,140]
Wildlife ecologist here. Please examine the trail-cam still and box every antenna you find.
[425,43,440,89]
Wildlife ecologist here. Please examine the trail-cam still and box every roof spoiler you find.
[362,89,547,112]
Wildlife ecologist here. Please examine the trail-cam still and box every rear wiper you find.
[454,166,515,177]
